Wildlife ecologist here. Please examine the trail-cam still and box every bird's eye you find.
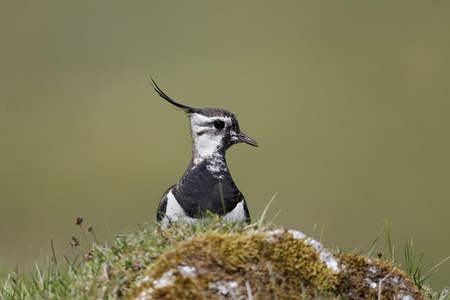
[214,120,225,130]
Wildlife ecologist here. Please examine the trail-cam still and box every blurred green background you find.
[1,1,450,291]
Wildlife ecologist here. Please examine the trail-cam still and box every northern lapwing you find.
[150,78,258,225]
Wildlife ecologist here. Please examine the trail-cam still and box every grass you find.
[0,215,449,299]
[0,216,257,299]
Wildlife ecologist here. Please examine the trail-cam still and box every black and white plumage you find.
[150,78,258,225]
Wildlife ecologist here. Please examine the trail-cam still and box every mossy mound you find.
[133,229,425,299]
[335,252,423,299]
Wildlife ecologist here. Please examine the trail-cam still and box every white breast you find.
[161,191,247,225]
[222,200,247,222]
[160,191,197,226]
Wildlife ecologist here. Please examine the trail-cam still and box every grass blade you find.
[367,226,384,257]
[257,191,279,228]
[385,219,393,262]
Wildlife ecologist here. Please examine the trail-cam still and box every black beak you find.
[236,132,258,147]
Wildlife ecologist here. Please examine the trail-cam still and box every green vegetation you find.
[0,216,449,299]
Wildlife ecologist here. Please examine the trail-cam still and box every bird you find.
[150,78,258,225]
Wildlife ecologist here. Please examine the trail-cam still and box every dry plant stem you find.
[378,269,396,300]
[392,246,395,263]
[246,281,253,300]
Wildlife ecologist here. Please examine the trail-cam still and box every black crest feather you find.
[150,77,197,113]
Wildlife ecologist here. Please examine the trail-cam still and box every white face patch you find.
[190,113,232,164]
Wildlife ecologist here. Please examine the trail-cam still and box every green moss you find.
[134,230,340,299]
[151,275,209,300]
[133,227,428,300]
[335,252,425,299]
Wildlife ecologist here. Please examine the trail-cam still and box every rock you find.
[133,229,425,299]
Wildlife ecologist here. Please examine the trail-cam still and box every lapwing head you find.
[150,78,258,161]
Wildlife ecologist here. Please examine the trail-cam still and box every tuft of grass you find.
[367,220,450,300]
[0,216,264,300]
[404,236,426,289]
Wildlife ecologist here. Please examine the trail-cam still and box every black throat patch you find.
[172,159,244,218]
